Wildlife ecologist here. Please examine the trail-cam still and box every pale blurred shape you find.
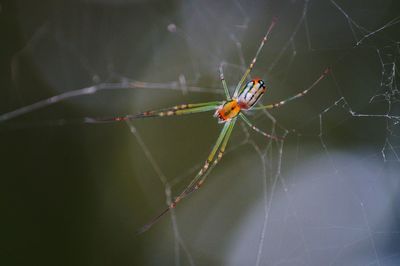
[227,152,400,266]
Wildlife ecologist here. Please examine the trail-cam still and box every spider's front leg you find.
[85,101,223,123]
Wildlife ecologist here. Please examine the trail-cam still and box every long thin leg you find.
[233,18,277,98]
[174,120,234,202]
[195,118,236,188]
[239,113,282,141]
[137,120,233,233]
[176,118,236,199]
[85,101,223,123]
[219,63,231,100]
[252,68,330,110]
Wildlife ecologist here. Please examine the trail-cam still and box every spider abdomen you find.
[237,79,266,109]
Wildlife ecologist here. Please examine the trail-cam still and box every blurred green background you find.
[1,0,400,265]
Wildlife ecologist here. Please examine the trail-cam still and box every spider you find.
[96,19,329,233]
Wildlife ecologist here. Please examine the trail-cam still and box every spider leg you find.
[233,18,276,98]
[239,113,282,141]
[174,120,233,201]
[193,117,236,189]
[252,68,330,110]
[85,101,223,123]
[137,119,236,233]
[175,118,236,199]
[219,63,231,100]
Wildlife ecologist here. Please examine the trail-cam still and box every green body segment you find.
[137,119,236,233]
[207,120,232,162]
[239,113,281,140]
[175,104,220,116]
[218,118,236,155]
[176,120,232,200]
[219,64,231,100]
[176,117,237,202]
[196,118,236,186]
[133,101,222,119]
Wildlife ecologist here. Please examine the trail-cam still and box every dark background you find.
[1,0,400,265]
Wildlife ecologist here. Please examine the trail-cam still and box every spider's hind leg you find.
[176,117,236,200]
[239,113,282,141]
[137,118,237,233]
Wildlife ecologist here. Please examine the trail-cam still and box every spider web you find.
[1,0,400,265]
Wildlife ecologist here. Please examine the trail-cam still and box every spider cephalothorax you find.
[214,100,241,122]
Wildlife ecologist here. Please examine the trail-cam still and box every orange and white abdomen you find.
[237,79,266,109]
